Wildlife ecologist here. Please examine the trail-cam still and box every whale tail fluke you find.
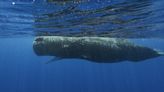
[157,51,164,56]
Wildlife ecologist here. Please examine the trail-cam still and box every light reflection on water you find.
[0,0,164,38]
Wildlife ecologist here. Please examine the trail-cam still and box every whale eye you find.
[35,37,43,42]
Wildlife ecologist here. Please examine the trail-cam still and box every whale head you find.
[33,37,46,55]
[33,36,67,56]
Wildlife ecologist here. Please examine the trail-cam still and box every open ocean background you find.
[0,0,164,92]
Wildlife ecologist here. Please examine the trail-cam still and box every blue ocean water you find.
[0,0,164,92]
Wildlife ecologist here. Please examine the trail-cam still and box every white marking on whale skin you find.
[63,44,69,48]
[33,36,163,63]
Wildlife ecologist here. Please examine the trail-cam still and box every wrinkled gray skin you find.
[33,36,163,63]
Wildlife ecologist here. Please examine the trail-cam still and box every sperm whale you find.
[33,36,163,63]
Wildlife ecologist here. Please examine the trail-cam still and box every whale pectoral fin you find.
[45,57,62,64]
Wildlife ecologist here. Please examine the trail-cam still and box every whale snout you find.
[33,37,45,46]
[33,37,47,56]
[34,37,44,43]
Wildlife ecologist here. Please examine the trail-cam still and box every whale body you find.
[33,36,163,63]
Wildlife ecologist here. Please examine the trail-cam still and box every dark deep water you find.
[0,0,164,92]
